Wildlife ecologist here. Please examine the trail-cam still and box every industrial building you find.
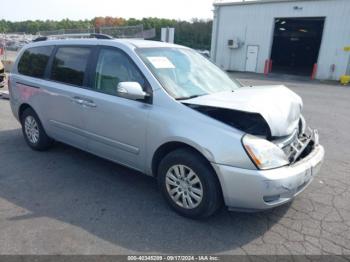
[210,0,350,80]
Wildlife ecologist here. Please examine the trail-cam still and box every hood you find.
[183,85,303,137]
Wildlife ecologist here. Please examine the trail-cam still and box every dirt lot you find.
[0,73,349,255]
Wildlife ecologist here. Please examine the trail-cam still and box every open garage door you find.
[271,17,325,76]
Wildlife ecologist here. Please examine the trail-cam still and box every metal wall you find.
[211,0,350,80]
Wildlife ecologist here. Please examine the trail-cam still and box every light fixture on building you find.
[299,29,308,33]
[279,28,286,31]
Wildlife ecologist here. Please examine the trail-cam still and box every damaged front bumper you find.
[212,134,324,211]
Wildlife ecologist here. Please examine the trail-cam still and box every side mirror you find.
[116,82,148,100]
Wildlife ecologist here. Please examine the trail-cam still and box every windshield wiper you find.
[175,95,204,101]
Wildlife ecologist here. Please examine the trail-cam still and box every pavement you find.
[0,73,349,255]
[0,90,9,100]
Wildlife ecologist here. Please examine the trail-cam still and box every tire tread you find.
[158,148,223,219]
[21,108,53,151]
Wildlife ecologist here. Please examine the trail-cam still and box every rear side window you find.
[50,47,91,86]
[18,46,54,78]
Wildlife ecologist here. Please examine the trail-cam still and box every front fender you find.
[145,103,257,175]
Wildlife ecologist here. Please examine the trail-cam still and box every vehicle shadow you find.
[0,128,289,254]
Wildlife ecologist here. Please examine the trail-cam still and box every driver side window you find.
[94,48,146,96]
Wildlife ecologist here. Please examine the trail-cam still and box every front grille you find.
[281,129,316,164]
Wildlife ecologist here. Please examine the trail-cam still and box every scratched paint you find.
[16,83,41,101]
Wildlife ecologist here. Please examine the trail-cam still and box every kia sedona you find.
[9,35,324,218]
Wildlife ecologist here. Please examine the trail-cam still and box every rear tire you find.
[21,108,53,151]
[158,148,223,219]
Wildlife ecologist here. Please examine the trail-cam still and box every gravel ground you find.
[0,73,349,255]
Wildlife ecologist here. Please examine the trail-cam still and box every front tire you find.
[158,149,223,219]
[21,108,53,151]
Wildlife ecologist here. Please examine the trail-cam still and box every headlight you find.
[242,134,289,170]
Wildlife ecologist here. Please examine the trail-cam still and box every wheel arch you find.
[18,103,47,131]
[151,141,214,177]
[18,103,33,121]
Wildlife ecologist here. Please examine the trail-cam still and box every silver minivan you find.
[9,36,324,218]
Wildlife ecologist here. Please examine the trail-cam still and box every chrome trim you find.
[273,128,298,148]
[287,128,318,164]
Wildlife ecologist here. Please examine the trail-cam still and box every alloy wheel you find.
[165,165,203,209]
[24,115,40,144]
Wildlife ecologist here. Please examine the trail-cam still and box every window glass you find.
[94,48,145,95]
[18,46,54,78]
[51,47,91,86]
[137,48,241,100]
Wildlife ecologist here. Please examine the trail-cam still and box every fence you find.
[38,28,95,36]
[0,25,156,70]
[37,24,155,39]
[99,24,143,38]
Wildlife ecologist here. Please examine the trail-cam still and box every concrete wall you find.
[211,0,350,80]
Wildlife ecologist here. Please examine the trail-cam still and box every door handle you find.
[82,98,97,108]
[72,96,85,105]
[72,97,97,108]
[83,100,97,108]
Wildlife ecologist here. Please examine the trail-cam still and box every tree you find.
[0,17,212,50]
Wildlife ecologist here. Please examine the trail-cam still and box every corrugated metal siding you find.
[211,0,350,80]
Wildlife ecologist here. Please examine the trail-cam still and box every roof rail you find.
[32,33,114,42]
[33,36,48,42]
[90,33,113,39]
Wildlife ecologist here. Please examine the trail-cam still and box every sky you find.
[0,0,241,22]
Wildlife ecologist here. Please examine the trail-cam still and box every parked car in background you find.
[8,36,324,218]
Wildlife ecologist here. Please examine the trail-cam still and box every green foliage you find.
[123,18,212,50]
[0,17,212,50]
[0,19,92,34]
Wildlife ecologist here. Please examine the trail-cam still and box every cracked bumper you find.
[212,145,325,211]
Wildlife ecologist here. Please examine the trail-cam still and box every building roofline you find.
[214,0,328,7]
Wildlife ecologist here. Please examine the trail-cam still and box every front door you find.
[245,45,259,72]
[81,47,151,171]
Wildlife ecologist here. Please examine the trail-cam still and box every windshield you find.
[137,47,241,100]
